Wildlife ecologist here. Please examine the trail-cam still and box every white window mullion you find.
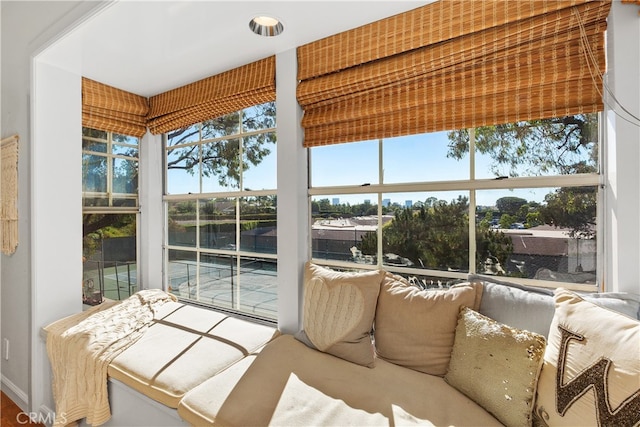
[468,128,477,274]
[378,139,384,268]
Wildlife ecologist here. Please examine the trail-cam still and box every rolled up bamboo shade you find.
[82,78,149,138]
[147,56,276,135]
[297,0,612,147]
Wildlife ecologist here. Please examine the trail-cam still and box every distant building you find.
[332,198,340,205]
[382,198,391,207]
[405,200,413,208]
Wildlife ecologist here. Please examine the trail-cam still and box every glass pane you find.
[189,254,277,320]
[243,132,276,190]
[311,194,377,262]
[243,102,276,131]
[167,200,197,247]
[83,128,107,139]
[83,196,109,207]
[112,133,139,146]
[167,145,200,194]
[466,114,600,179]
[83,214,137,303]
[199,198,236,250]
[237,257,277,319]
[240,197,277,254]
[83,139,107,153]
[198,253,236,309]
[113,158,138,194]
[311,140,379,187]
[82,153,107,193]
[383,131,470,183]
[380,270,466,290]
[112,197,138,208]
[202,112,240,140]
[476,187,597,283]
[201,139,241,193]
[167,249,197,299]
[167,124,200,146]
[380,192,470,272]
[112,144,139,157]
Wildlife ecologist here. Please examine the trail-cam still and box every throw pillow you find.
[296,262,385,368]
[374,273,482,376]
[533,288,640,427]
[445,307,546,427]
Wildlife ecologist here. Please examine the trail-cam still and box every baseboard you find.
[1,374,29,412]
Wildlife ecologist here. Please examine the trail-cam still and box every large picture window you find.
[82,128,140,304]
[310,114,601,290]
[164,102,277,320]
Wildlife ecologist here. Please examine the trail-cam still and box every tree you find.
[499,214,516,229]
[447,114,598,236]
[447,114,598,177]
[83,213,136,256]
[539,187,597,238]
[358,197,512,272]
[496,197,528,216]
[166,102,276,188]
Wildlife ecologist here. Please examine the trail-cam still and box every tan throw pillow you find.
[533,288,640,427]
[297,262,385,368]
[445,307,546,427]
[374,273,482,376]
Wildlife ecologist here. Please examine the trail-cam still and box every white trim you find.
[309,173,600,197]
[1,374,28,412]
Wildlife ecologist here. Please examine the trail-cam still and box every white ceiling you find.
[65,1,428,97]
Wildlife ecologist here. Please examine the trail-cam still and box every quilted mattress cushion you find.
[108,301,278,408]
[178,334,503,426]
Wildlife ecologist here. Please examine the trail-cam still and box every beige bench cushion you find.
[178,334,502,426]
[108,302,277,408]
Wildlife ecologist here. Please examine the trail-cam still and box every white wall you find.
[275,49,307,334]
[0,0,102,410]
[1,0,639,418]
[604,1,640,294]
[31,60,83,416]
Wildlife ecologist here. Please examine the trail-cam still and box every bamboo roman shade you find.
[297,0,612,147]
[147,56,276,135]
[82,78,149,138]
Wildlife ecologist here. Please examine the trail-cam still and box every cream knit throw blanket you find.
[45,289,177,427]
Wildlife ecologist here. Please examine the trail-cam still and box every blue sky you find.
[310,132,550,207]
[167,130,560,207]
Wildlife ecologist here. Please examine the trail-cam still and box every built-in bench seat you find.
[50,272,639,427]
[107,301,278,409]
[177,334,503,426]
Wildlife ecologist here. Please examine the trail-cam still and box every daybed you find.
[46,264,640,427]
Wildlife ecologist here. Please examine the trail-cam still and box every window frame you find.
[308,116,603,292]
[162,104,278,320]
[82,128,141,303]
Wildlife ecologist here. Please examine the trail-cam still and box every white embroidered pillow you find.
[533,288,640,427]
[296,262,384,367]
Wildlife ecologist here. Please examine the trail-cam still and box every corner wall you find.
[0,0,106,411]
[604,0,640,295]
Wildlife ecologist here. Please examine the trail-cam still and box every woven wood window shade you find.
[82,78,149,138]
[147,56,276,135]
[297,0,612,147]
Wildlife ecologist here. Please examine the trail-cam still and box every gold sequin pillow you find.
[445,307,546,427]
[533,288,640,427]
[296,262,385,368]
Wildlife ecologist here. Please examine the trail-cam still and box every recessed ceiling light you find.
[249,16,284,37]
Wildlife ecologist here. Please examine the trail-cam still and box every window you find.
[164,102,277,320]
[310,113,601,289]
[82,128,140,304]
